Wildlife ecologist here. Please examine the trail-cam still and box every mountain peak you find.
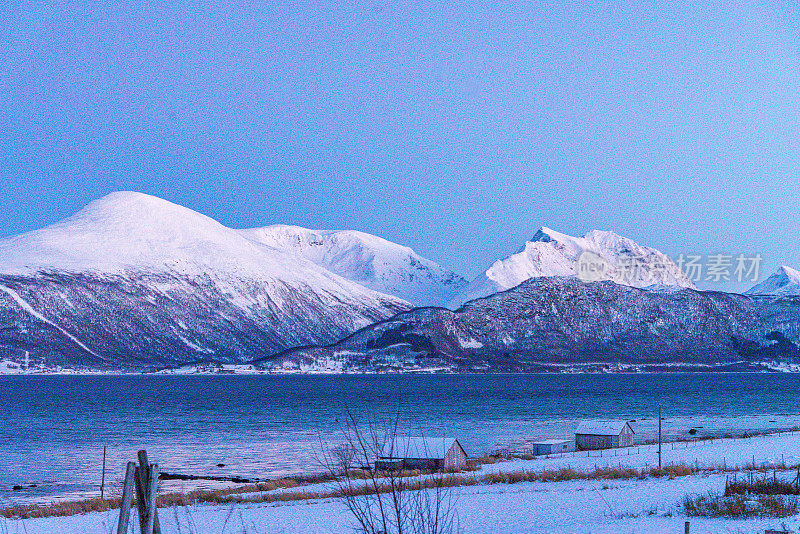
[746,265,800,296]
[530,227,579,244]
[531,227,555,243]
[0,191,255,275]
[64,191,220,230]
[0,193,415,366]
[85,190,175,208]
[0,192,407,304]
[779,265,800,280]
[238,225,467,307]
[449,227,695,308]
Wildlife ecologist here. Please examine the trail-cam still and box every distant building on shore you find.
[531,438,575,455]
[575,420,634,450]
[375,437,468,471]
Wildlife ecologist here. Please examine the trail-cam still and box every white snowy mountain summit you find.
[238,225,467,307]
[0,192,466,307]
[0,192,405,308]
[449,227,695,308]
[746,266,800,296]
[0,192,414,365]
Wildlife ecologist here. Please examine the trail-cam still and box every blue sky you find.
[2,0,800,291]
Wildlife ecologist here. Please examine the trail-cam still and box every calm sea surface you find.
[2,373,799,505]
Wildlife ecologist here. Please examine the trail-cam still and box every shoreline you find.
[6,374,800,513]
[7,430,800,532]
[7,427,800,508]
[3,367,800,376]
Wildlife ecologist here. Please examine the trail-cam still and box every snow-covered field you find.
[10,431,800,533]
[9,474,797,533]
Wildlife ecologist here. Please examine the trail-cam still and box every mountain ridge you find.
[0,192,412,367]
[0,191,795,371]
[747,266,800,296]
[238,224,467,307]
[448,227,695,308]
[263,277,800,374]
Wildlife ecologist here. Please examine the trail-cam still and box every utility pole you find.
[100,445,106,500]
[658,405,662,471]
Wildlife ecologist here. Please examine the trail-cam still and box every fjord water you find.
[2,373,800,505]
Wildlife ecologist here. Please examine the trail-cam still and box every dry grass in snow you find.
[0,463,706,520]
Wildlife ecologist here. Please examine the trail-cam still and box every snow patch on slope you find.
[0,284,102,360]
[458,337,484,349]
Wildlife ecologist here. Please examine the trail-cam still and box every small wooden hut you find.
[575,420,634,450]
[375,437,467,471]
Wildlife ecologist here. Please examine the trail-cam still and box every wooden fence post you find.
[136,450,162,534]
[145,464,159,534]
[138,450,150,478]
[134,465,147,533]
[116,462,136,534]
[115,452,164,534]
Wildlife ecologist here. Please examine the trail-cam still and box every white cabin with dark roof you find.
[531,438,575,455]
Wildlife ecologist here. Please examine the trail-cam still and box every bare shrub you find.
[650,464,699,478]
[0,497,120,519]
[592,466,640,480]
[319,408,460,534]
[470,455,500,466]
[684,492,798,518]
[725,474,799,496]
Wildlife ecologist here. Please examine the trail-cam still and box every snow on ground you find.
[486,430,800,474]
[155,364,262,375]
[10,474,800,534]
[10,432,800,534]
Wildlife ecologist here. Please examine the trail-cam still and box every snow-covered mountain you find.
[0,192,411,367]
[746,266,800,296]
[238,225,467,307]
[449,227,695,308]
[4,192,793,372]
[265,277,800,374]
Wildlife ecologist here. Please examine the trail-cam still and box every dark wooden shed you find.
[375,437,467,471]
[575,420,634,450]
